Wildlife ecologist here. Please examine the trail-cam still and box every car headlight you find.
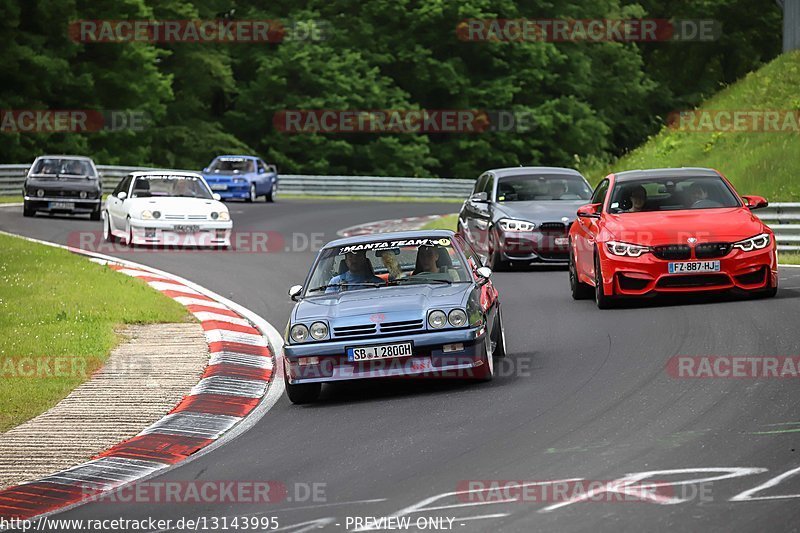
[152,211,161,219]
[448,309,468,328]
[606,241,650,257]
[80,191,87,199]
[733,233,770,252]
[498,218,536,232]
[218,211,230,221]
[309,321,328,340]
[290,324,309,343]
[428,310,447,329]
[141,210,154,220]
[210,212,219,220]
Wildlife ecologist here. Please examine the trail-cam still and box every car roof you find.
[612,167,720,182]
[488,166,584,178]
[130,170,204,178]
[324,230,457,249]
[214,154,259,160]
[34,155,94,161]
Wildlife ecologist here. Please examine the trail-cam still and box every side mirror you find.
[268,164,278,174]
[117,191,127,200]
[471,191,489,203]
[203,167,210,173]
[476,266,492,284]
[258,167,266,174]
[212,193,222,201]
[288,285,303,301]
[577,203,601,218]
[742,195,768,210]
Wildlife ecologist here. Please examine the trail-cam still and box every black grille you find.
[618,273,651,291]
[44,189,84,199]
[735,267,767,285]
[657,274,729,288]
[695,242,732,259]
[652,245,691,260]
[379,319,424,334]
[333,324,377,337]
[539,222,567,231]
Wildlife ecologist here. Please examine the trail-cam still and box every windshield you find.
[496,174,592,201]
[208,157,256,174]
[31,158,95,177]
[305,236,471,295]
[130,175,213,199]
[607,175,741,214]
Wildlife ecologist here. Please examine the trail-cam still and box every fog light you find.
[216,229,227,239]
[443,343,464,353]
[145,228,156,238]
[298,356,320,366]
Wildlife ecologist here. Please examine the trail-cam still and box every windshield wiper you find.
[307,282,383,293]
[390,277,452,285]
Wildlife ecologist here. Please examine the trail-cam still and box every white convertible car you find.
[103,171,232,247]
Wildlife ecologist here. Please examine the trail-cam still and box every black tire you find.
[23,201,35,217]
[246,184,257,203]
[90,208,101,221]
[569,248,593,300]
[492,307,507,358]
[594,252,615,309]
[266,184,276,203]
[486,230,508,272]
[125,218,136,247]
[285,378,321,404]
[472,332,494,382]
[103,213,116,242]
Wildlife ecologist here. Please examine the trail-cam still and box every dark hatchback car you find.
[458,167,593,269]
[23,155,102,219]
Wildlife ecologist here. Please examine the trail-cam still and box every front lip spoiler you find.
[24,196,101,204]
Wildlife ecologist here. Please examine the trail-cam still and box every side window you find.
[257,160,267,173]
[113,174,132,197]
[456,236,483,270]
[482,175,495,201]
[473,174,488,195]
[591,179,609,206]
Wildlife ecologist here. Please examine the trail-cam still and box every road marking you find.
[751,428,800,435]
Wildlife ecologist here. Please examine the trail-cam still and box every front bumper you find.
[206,183,250,199]
[128,219,232,247]
[498,229,570,263]
[284,326,488,384]
[597,245,778,297]
[24,197,101,214]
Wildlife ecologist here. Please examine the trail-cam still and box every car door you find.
[256,159,270,194]
[107,174,132,229]
[472,174,495,256]
[460,173,488,247]
[574,178,609,279]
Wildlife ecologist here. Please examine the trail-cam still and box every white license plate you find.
[173,224,200,233]
[555,237,569,246]
[348,342,413,362]
[668,261,720,274]
[210,184,228,191]
[49,201,74,210]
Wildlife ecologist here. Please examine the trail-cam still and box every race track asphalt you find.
[2,200,800,532]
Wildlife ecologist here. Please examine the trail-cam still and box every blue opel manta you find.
[202,155,278,202]
[283,230,507,403]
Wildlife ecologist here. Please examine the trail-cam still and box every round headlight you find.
[80,191,87,199]
[152,211,161,219]
[428,310,447,329]
[309,321,328,340]
[448,309,468,328]
[37,189,44,197]
[210,212,219,220]
[141,210,153,220]
[290,324,309,343]
[218,211,230,221]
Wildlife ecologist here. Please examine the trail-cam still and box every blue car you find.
[201,155,278,202]
[283,230,507,403]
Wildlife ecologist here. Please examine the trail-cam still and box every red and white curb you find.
[0,231,285,522]
[337,214,447,237]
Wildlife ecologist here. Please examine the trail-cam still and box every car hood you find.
[494,200,588,223]
[203,172,256,182]
[294,283,471,323]
[601,208,767,245]
[126,196,227,215]
[26,176,100,191]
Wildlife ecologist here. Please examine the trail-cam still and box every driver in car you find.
[549,180,568,199]
[326,250,383,293]
[687,183,708,206]
[628,185,647,212]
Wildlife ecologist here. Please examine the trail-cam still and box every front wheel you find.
[23,201,35,217]
[594,252,616,309]
[569,248,593,300]
[486,231,508,272]
[492,307,507,358]
[266,184,276,203]
[90,207,101,221]
[103,213,116,242]
[124,218,135,247]
[285,374,321,404]
[472,332,494,382]
[246,184,257,203]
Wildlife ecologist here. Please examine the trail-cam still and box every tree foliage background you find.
[0,0,782,178]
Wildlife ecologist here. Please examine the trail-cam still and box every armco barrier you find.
[1,164,798,250]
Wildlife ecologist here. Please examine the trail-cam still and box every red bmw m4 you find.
[569,167,778,308]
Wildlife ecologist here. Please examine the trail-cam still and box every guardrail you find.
[1,164,798,251]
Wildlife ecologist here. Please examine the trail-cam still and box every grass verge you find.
[0,233,189,431]
[581,51,800,201]
[421,213,458,231]
[0,196,21,204]
[779,253,800,265]
[280,194,462,204]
